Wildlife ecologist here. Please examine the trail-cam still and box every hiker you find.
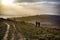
[38,22,40,27]
[36,21,40,27]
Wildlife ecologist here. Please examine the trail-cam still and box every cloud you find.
[0,0,60,18]
[15,0,60,3]
[1,2,60,17]
[15,0,41,2]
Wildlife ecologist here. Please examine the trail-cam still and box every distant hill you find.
[0,15,60,27]
[10,15,60,27]
[10,15,60,21]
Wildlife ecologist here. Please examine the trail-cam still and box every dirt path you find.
[11,33,14,40]
[2,23,10,40]
[12,23,26,40]
[2,21,26,40]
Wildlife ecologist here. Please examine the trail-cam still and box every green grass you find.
[15,22,60,40]
[0,22,7,40]
[0,21,60,40]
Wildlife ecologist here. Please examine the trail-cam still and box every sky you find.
[0,0,60,18]
[15,0,60,2]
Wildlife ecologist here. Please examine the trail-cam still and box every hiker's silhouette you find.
[36,21,40,27]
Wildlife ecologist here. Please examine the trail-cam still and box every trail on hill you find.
[12,23,26,40]
[2,23,10,40]
[1,21,26,40]
[11,33,14,40]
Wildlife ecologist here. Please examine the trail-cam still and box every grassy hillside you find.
[15,21,60,40]
[0,15,60,40]
[0,20,60,40]
[0,22,7,40]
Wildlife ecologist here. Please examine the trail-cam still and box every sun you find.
[1,0,14,6]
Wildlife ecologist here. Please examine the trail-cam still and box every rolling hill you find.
[10,15,60,27]
[0,15,60,40]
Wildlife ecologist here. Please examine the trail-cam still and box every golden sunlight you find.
[1,0,14,6]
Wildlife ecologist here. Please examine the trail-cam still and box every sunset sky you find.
[0,0,60,18]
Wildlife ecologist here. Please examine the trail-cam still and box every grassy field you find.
[0,21,60,40]
[0,15,60,40]
[0,22,7,40]
[15,21,60,40]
